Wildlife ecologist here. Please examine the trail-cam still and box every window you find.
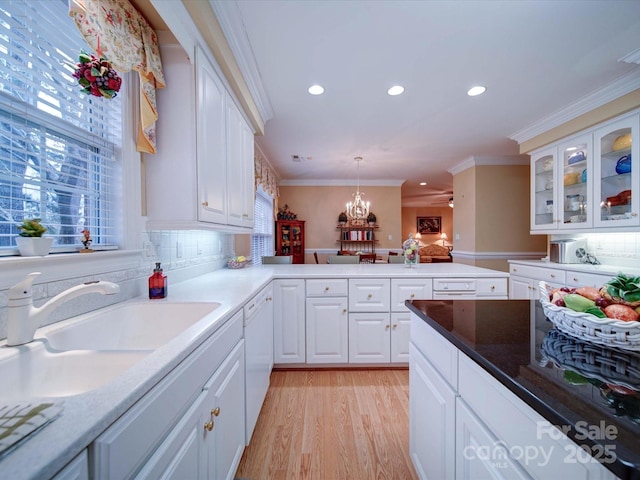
[251,186,274,265]
[0,0,122,254]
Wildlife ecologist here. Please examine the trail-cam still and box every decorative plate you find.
[539,281,640,351]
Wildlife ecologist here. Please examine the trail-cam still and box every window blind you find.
[251,186,274,265]
[0,0,122,253]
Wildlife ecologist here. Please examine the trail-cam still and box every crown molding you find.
[509,69,640,144]
[210,0,274,124]
[447,155,529,176]
[279,179,405,187]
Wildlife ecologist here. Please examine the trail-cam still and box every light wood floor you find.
[235,368,418,480]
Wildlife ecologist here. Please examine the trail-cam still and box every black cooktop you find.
[407,299,640,480]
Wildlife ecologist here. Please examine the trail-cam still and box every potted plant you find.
[367,212,377,226]
[338,211,348,226]
[15,218,53,256]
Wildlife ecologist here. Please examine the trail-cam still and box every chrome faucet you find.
[6,272,120,346]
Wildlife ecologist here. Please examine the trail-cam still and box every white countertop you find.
[507,259,639,277]
[0,263,507,479]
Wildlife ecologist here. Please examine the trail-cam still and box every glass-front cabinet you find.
[558,135,592,229]
[531,148,556,230]
[593,116,639,228]
[529,109,639,233]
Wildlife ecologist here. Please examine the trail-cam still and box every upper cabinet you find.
[529,110,639,233]
[146,44,255,232]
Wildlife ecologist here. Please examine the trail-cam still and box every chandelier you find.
[346,157,370,220]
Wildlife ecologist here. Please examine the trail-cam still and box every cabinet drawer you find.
[306,278,348,297]
[565,271,612,288]
[458,353,613,480]
[410,313,458,388]
[348,278,390,311]
[391,278,432,311]
[475,278,508,297]
[509,264,566,284]
[92,311,243,480]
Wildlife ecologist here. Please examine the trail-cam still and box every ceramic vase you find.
[15,237,53,256]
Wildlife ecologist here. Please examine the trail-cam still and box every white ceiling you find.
[213,0,640,207]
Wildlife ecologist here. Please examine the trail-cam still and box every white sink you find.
[42,301,221,351]
[0,342,150,399]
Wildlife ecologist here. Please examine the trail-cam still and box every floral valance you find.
[69,0,166,154]
[255,149,279,198]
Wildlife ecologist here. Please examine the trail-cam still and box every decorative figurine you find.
[80,229,93,253]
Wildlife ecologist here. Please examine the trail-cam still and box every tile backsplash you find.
[0,230,236,341]
[551,232,640,269]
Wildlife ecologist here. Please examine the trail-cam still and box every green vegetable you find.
[604,273,640,305]
[563,293,596,312]
[585,306,606,318]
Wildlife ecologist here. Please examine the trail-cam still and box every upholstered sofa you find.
[418,244,452,263]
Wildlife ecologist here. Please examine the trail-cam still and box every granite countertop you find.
[0,262,506,479]
[407,299,640,480]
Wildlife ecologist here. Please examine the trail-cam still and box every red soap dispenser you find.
[149,262,167,299]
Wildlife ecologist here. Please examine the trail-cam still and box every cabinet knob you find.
[632,212,638,217]
[513,268,517,272]
[573,277,578,282]
[550,274,555,278]
[324,287,330,292]
[342,308,347,314]
[367,294,372,299]
[410,293,415,298]
[212,407,220,417]
[392,324,398,329]
[202,201,209,207]
[490,285,495,291]
[204,420,214,432]
[385,325,390,330]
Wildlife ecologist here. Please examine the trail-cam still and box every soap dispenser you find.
[149,262,167,299]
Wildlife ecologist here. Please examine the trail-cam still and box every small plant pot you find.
[15,237,53,256]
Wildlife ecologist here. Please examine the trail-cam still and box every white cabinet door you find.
[390,312,411,363]
[455,398,529,480]
[204,341,246,480]
[226,95,254,229]
[53,450,89,480]
[410,344,456,480]
[306,297,348,363]
[273,279,305,364]
[509,276,535,300]
[531,147,557,231]
[196,47,227,225]
[348,312,390,363]
[390,278,432,311]
[349,278,390,312]
[558,134,593,230]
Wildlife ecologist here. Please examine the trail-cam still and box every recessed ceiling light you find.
[387,85,405,96]
[467,86,486,96]
[419,182,427,186]
[308,84,325,95]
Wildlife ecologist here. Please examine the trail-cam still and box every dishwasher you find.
[243,284,274,444]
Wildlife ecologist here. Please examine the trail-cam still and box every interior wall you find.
[277,185,402,263]
[401,206,453,246]
[452,167,477,255]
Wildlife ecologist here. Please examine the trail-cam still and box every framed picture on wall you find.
[417,216,441,234]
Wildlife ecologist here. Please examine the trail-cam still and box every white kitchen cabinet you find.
[529,109,639,234]
[390,278,432,311]
[306,296,349,363]
[348,278,391,312]
[273,279,305,364]
[409,343,456,480]
[390,312,411,362]
[593,115,639,229]
[135,341,245,480]
[243,283,273,443]
[52,450,88,480]
[146,44,254,232]
[226,94,255,228]
[565,270,613,288]
[348,312,391,363]
[455,397,529,480]
[92,311,244,480]
[509,263,565,299]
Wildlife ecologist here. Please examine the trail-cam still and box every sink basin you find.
[42,301,221,351]
[0,342,150,399]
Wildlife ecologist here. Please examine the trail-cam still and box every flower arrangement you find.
[72,51,122,99]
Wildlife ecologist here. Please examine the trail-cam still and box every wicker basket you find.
[227,259,247,269]
[540,329,640,391]
[539,281,640,351]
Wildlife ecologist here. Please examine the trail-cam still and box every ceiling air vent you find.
[291,155,312,162]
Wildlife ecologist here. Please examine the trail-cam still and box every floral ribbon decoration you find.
[69,0,166,154]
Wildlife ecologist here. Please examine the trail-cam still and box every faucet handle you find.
[9,272,41,302]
